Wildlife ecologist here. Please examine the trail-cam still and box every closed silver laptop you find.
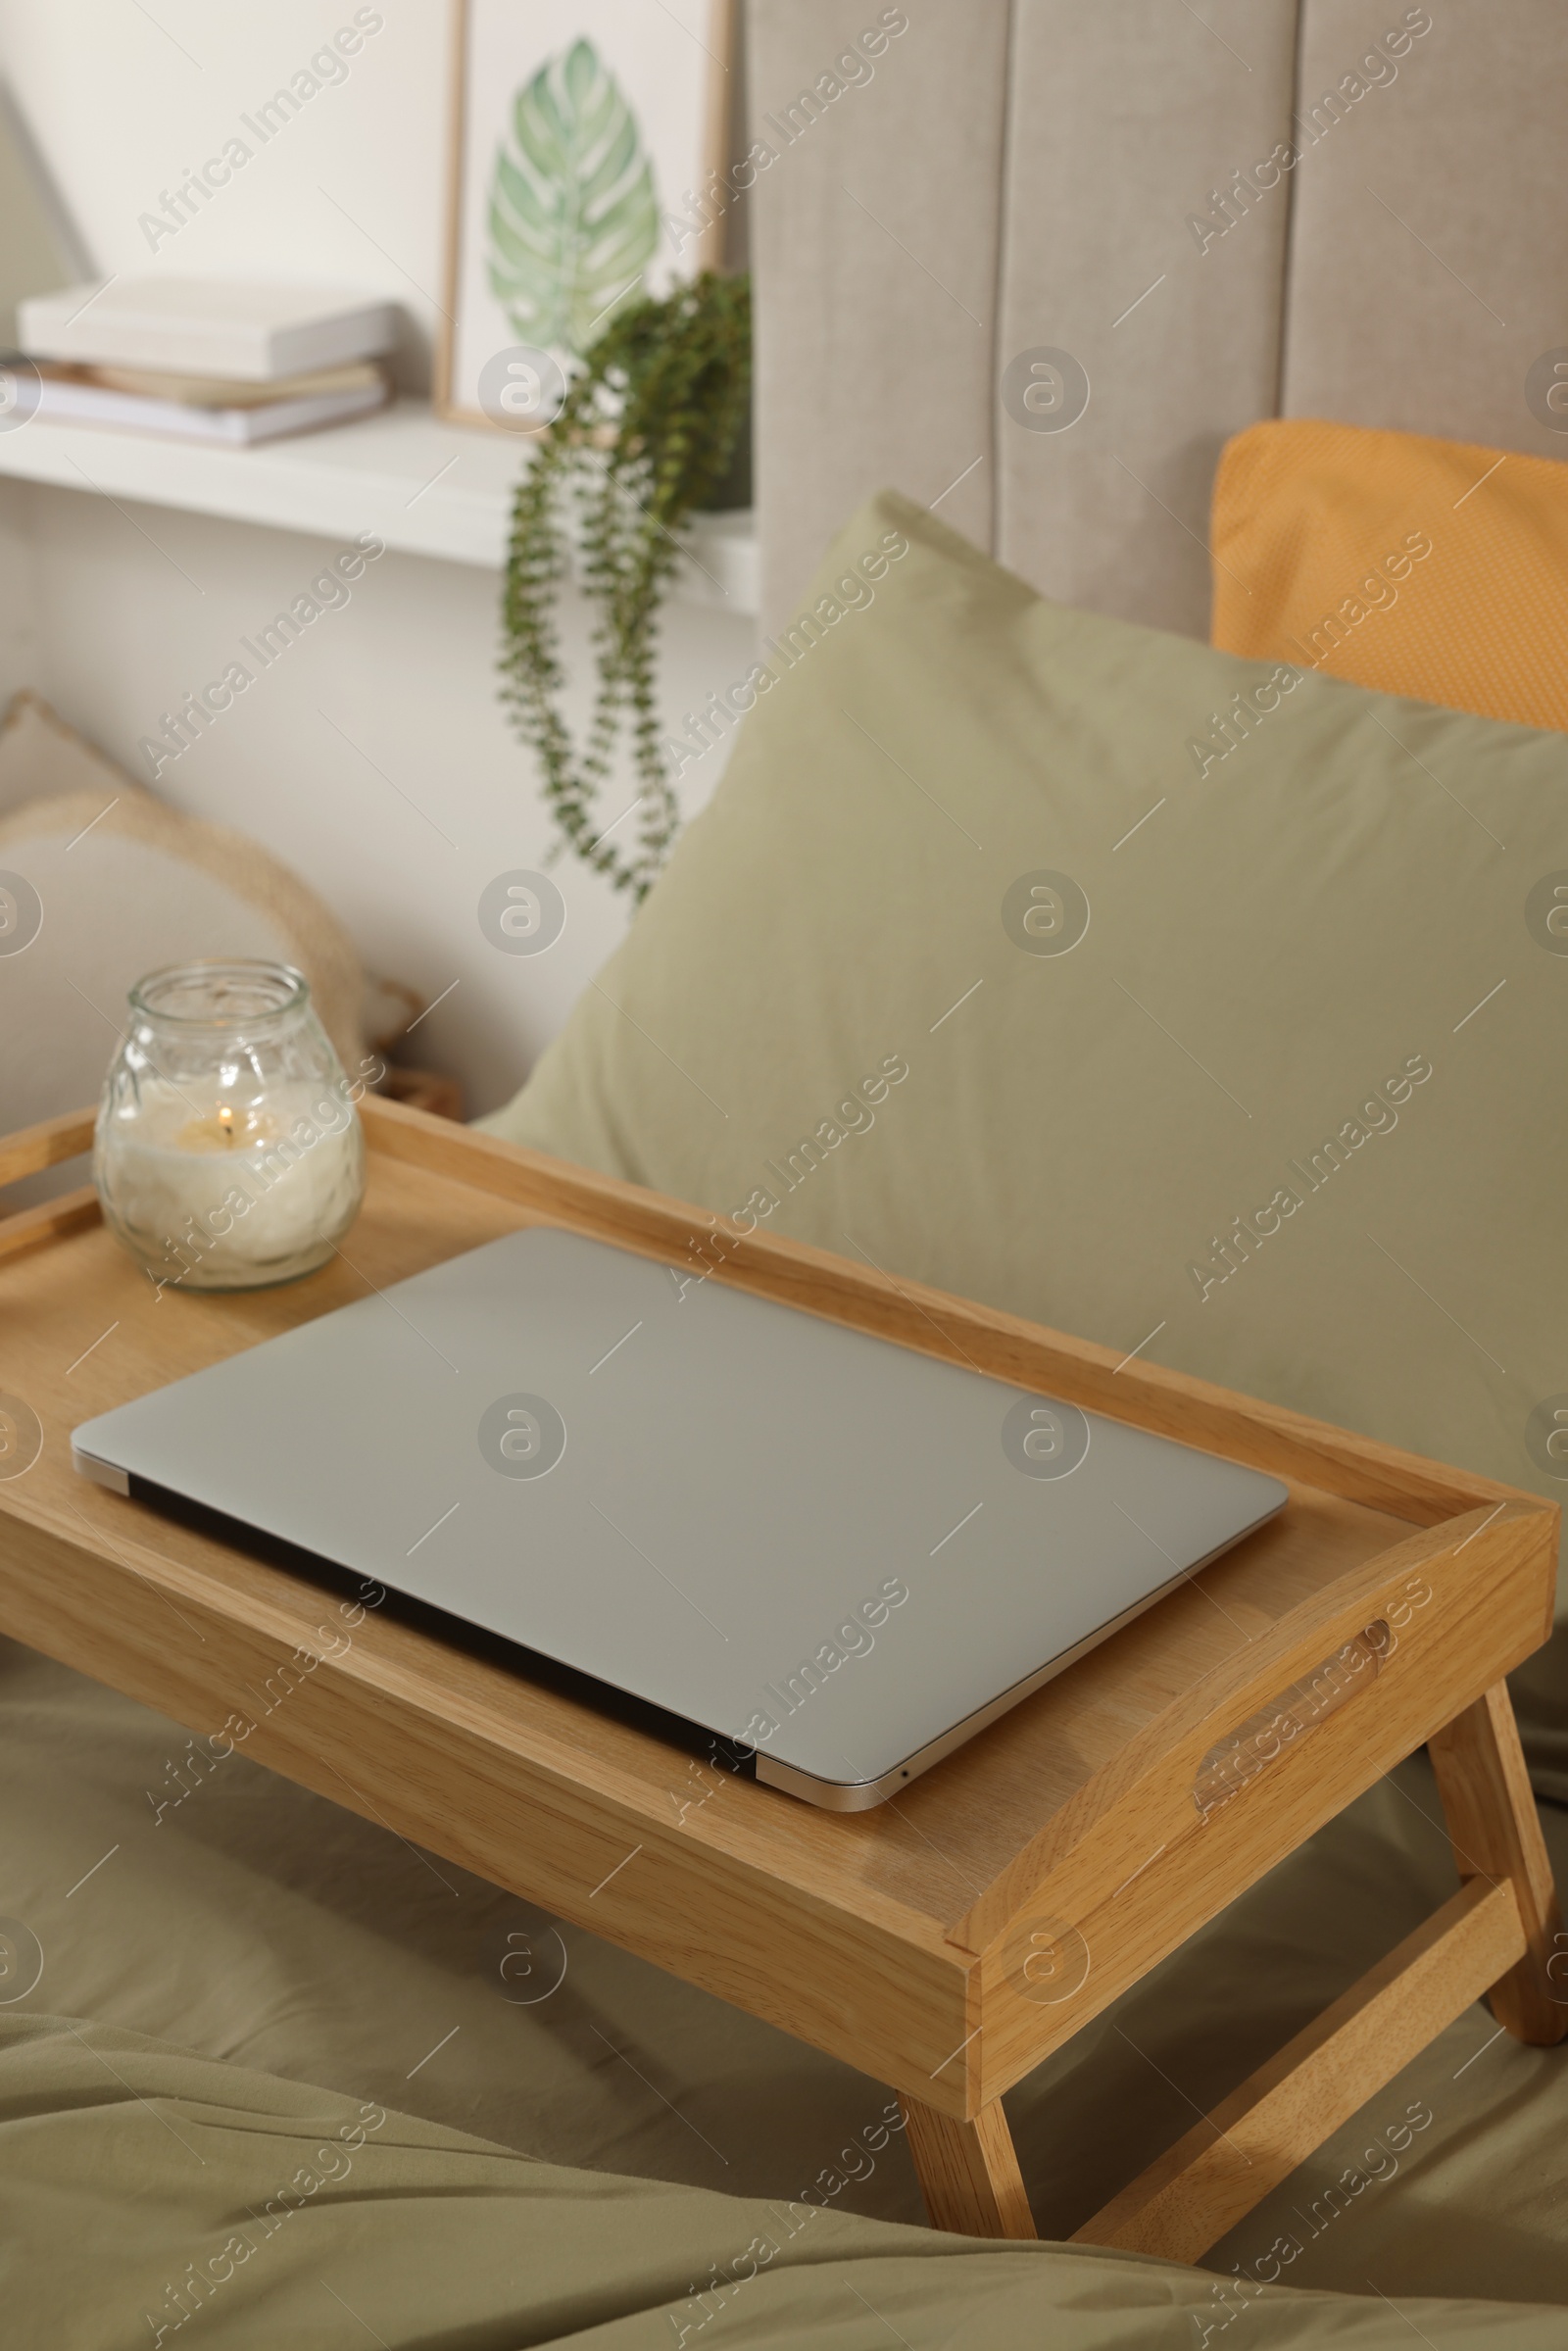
[74,1226,1286,1807]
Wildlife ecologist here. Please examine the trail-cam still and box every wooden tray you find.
[0,1096,1561,2256]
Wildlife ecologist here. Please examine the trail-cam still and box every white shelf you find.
[0,396,759,616]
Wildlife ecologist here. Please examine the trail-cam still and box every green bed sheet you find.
[2,1634,1566,2338]
[4,2006,1564,2348]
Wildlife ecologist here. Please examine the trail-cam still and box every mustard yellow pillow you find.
[1210,418,1568,733]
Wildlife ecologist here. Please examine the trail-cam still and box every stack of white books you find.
[15,278,399,445]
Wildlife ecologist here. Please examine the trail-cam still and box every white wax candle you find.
[99,1074,364,1289]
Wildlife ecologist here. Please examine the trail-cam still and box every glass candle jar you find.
[95,959,367,1292]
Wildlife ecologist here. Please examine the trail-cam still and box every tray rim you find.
[0,1096,1552,1526]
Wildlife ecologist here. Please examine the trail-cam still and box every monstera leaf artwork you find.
[487,38,661,356]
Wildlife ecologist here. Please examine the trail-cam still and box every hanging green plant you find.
[498,269,752,904]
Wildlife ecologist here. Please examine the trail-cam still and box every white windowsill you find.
[0,395,759,616]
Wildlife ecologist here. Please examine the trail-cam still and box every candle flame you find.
[219,1105,234,1148]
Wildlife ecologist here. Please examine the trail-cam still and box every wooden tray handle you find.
[0,1106,97,1190]
[0,1108,101,1264]
[1192,1620,1390,1821]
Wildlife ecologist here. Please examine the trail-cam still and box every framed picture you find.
[437,0,731,429]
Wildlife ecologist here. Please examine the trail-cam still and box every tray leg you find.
[900,2096,1036,2239]
[1429,1679,1568,2044]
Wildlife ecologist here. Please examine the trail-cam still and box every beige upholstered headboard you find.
[747,0,1568,636]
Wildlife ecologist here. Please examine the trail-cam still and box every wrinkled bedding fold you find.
[4,2008,1563,2350]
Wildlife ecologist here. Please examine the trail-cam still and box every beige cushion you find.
[0,695,367,1145]
[482,489,1568,1788]
[0,688,131,814]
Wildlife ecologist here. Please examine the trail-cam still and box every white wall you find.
[0,1,450,388]
[0,2,754,1116]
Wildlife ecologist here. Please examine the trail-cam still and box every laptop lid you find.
[73,1226,1287,1806]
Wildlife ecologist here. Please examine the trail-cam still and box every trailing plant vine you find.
[499,269,752,902]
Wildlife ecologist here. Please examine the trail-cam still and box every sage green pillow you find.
[482,492,1568,1787]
